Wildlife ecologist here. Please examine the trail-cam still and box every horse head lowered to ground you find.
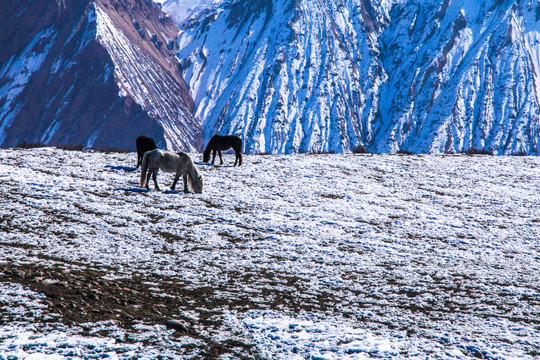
[203,134,243,166]
[140,149,203,193]
[135,135,158,169]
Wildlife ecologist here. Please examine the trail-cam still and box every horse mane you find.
[176,152,200,192]
[177,151,191,164]
[203,137,215,157]
[187,172,194,191]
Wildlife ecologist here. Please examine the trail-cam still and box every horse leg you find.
[212,149,217,165]
[171,173,180,190]
[231,145,242,166]
[145,169,152,190]
[183,173,189,193]
[218,150,223,165]
[152,169,160,191]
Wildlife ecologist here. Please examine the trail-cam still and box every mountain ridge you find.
[0,0,202,151]
[173,0,540,154]
[1,0,538,154]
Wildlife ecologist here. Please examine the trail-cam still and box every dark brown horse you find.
[203,135,243,166]
[136,135,157,169]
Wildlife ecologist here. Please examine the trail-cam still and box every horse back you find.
[211,134,242,151]
[136,135,157,155]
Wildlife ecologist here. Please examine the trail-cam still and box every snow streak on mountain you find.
[176,0,391,154]
[156,0,216,24]
[174,0,540,154]
[376,0,540,155]
[0,0,202,151]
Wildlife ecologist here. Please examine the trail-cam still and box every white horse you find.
[140,149,203,193]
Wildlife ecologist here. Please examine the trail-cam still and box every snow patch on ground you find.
[1,148,539,358]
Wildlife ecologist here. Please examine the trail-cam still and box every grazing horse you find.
[203,135,243,166]
[140,149,203,193]
[136,135,158,169]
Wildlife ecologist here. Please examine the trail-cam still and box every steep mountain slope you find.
[0,0,202,151]
[375,0,540,155]
[176,0,395,153]
[174,0,540,154]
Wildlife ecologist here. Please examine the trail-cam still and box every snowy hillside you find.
[0,0,201,151]
[1,148,539,358]
[155,0,216,24]
[173,0,540,155]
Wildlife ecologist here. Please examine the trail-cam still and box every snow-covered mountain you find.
[375,0,540,155]
[2,0,538,154]
[155,0,217,24]
[0,0,202,151]
[173,0,540,154]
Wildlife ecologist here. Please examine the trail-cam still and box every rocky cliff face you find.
[0,0,202,151]
[375,0,540,155]
[174,0,540,154]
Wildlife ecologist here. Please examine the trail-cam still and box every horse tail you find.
[140,152,150,187]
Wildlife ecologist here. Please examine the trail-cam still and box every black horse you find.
[203,135,243,166]
[136,135,158,169]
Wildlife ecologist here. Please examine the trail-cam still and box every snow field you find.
[0,148,539,359]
